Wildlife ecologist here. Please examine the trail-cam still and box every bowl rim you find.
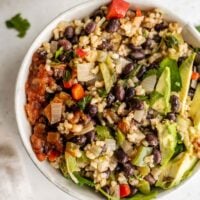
[15,0,200,199]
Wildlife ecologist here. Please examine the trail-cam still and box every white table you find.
[0,0,200,199]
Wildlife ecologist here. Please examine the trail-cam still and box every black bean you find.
[146,134,158,147]
[85,22,96,34]
[64,26,74,39]
[194,52,200,66]
[153,149,162,165]
[196,65,200,73]
[125,87,135,101]
[144,174,156,185]
[115,163,124,172]
[59,54,67,62]
[129,50,145,60]
[115,85,125,101]
[70,35,79,44]
[107,93,115,106]
[85,131,96,143]
[105,19,120,33]
[177,56,186,67]
[69,135,87,146]
[123,162,136,176]
[128,44,143,51]
[142,38,153,49]
[188,88,195,97]
[136,66,146,79]
[130,98,144,110]
[170,95,180,113]
[115,148,129,163]
[166,112,176,121]
[148,62,159,69]
[155,22,168,32]
[122,63,134,76]
[129,187,138,196]
[87,104,98,117]
[153,35,162,43]
[90,9,104,19]
[97,40,113,51]
[58,39,72,51]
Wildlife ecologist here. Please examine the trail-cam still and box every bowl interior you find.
[15,0,200,199]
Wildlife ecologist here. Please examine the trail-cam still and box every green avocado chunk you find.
[156,152,198,189]
[152,67,171,114]
[132,146,153,167]
[179,53,196,114]
[190,84,200,129]
[156,122,177,166]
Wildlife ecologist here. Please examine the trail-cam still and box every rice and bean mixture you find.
[25,0,200,199]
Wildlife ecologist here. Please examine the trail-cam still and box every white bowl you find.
[15,0,200,199]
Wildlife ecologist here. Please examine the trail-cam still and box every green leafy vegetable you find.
[97,88,107,98]
[55,47,64,59]
[5,13,30,38]
[99,188,119,200]
[149,91,163,106]
[74,173,95,187]
[65,152,79,184]
[64,70,71,81]
[123,190,158,200]
[77,96,92,110]
[196,26,200,32]
[143,69,157,79]
[137,179,151,194]
[164,35,179,48]
[116,129,125,146]
[96,125,113,140]
[159,58,182,92]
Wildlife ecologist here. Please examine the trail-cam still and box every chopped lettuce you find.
[159,58,182,92]
[74,173,95,187]
[137,179,151,194]
[116,129,125,146]
[65,152,79,184]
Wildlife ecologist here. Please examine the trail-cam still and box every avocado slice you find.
[152,67,171,113]
[179,53,196,114]
[132,146,153,167]
[156,152,198,189]
[156,122,177,166]
[177,116,193,151]
[190,84,200,129]
[137,179,151,194]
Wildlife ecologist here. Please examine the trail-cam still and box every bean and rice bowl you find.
[25,0,200,199]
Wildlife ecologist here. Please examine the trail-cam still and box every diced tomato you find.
[76,48,87,58]
[63,79,73,89]
[71,83,85,100]
[106,0,130,19]
[36,153,46,161]
[191,72,200,80]
[120,184,131,198]
[136,8,142,17]
[47,150,60,162]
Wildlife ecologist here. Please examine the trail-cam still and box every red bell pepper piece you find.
[106,0,130,19]
[47,150,60,162]
[76,48,87,58]
[191,72,200,80]
[63,79,73,89]
[120,184,131,198]
[136,8,142,17]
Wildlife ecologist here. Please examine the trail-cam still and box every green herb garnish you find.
[55,47,64,59]
[164,35,179,48]
[64,70,71,82]
[77,96,92,110]
[5,13,30,38]
[97,88,107,98]
[196,26,200,32]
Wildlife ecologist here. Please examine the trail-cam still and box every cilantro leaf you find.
[196,26,200,32]
[5,13,30,38]
[55,47,64,59]
[64,70,71,82]
[74,173,95,187]
[77,96,92,110]
[164,35,179,48]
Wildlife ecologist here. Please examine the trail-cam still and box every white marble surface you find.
[0,0,200,199]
